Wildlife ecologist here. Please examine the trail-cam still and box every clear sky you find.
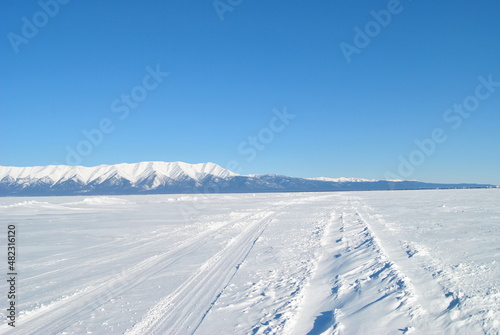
[1,0,499,184]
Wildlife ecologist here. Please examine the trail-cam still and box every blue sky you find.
[1,0,499,184]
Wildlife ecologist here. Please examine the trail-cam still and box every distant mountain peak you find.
[0,161,237,187]
[0,161,494,196]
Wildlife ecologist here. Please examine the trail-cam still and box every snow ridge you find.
[0,161,237,186]
[0,162,495,196]
[306,177,378,183]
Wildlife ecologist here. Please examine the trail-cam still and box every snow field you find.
[0,189,498,334]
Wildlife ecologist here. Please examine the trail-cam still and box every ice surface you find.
[0,189,498,334]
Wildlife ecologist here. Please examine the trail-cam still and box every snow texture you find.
[0,189,498,334]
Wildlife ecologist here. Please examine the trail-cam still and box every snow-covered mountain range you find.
[0,161,495,196]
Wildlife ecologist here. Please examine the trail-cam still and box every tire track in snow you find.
[293,196,424,334]
[124,206,288,335]
[360,202,498,334]
[21,225,191,283]
[0,204,286,335]
[22,222,191,273]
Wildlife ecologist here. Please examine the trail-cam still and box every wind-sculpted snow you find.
[0,189,498,334]
[64,196,132,206]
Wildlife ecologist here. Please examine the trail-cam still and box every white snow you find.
[0,161,238,186]
[0,189,498,334]
[306,177,378,182]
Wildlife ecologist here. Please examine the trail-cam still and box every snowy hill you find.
[0,161,235,185]
[0,161,495,196]
[306,176,377,182]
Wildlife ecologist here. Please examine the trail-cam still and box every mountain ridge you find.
[0,161,496,196]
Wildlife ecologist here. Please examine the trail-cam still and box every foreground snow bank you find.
[0,189,498,334]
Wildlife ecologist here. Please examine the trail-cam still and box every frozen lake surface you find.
[0,189,499,334]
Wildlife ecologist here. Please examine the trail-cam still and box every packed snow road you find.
[0,189,498,334]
